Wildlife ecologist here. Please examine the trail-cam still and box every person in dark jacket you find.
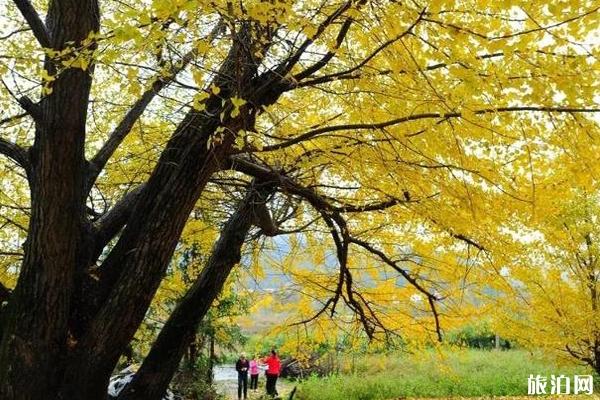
[236,352,250,400]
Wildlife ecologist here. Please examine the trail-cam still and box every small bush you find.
[187,380,222,400]
[446,324,511,350]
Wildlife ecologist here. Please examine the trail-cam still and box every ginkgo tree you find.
[492,192,600,375]
[0,0,599,399]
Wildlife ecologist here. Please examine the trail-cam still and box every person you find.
[249,355,260,391]
[235,352,250,400]
[263,349,281,397]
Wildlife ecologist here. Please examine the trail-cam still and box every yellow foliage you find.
[1,0,599,365]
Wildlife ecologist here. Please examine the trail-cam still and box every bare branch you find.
[276,1,356,77]
[348,236,443,342]
[295,7,426,82]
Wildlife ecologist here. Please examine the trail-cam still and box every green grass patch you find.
[295,349,595,400]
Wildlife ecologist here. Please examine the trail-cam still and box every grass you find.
[295,349,597,400]
[393,398,600,400]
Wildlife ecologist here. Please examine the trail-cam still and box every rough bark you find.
[0,1,100,399]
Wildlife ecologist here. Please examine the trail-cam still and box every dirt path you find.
[214,378,296,400]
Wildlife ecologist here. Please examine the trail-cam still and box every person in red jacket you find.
[263,349,281,397]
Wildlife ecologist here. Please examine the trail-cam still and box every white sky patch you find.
[499,225,545,245]
[410,293,422,303]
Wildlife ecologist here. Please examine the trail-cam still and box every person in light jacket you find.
[249,355,260,391]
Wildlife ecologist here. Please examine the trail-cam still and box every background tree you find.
[0,0,598,399]
[493,193,600,375]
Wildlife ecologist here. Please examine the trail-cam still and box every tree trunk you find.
[187,334,198,369]
[57,24,261,399]
[117,183,273,400]
[0,1,99,398]
[0,12,280,400]
[58,110,228,400]
[208,334,216,386]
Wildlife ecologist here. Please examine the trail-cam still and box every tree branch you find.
[259,106,600,152]
[565,344,594,366]
[348,236,443,342]
[293,16,355,81]
[252,201,278,236]
[87,18,226,191]
[228,157,330,207]
[298,52,504,88]
[87,51,196,190]
[91,185,145,260]
[0,78,42,122]
[17,96,42,121]
[296,49,591,89]
[12,0,51,48]
[295,7,426,82]
[0,112,27,127]
[0,281,11,304]
[429,217,487,252]
[333,192,440,213]
[276,1,355,78]
[230,157,443,340]
[0,137,30,174]
[116,182,275,400]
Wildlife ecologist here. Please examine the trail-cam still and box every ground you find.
[215,378,296,400]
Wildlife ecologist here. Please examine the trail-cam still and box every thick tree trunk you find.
[58,25,261,400]
[58,111,227,400]
[0,11,280,400]
[0,1,99,399]
[117,183,273,400]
